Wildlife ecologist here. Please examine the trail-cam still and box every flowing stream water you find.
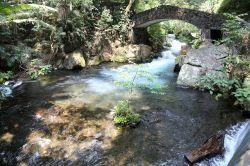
[0,35,248,166]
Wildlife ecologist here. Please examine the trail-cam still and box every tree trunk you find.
[125,0,135,15]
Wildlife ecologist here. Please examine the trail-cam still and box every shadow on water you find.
[0,65,245,166]
[0,41,246,165]
[0,69,114,165]
[100,86,243,165]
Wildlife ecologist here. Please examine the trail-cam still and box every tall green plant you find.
[220,13,248,44]
[113,64,166,127]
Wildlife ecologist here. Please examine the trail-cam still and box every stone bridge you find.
[131,5,225,44]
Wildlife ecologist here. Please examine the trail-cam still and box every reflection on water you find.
[0,35,244,165]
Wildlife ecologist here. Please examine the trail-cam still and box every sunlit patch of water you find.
[0,34,244,166]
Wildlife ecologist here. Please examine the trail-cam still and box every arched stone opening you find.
[210,29,223,41]
[131,5,225,44]
[131,20,200,45]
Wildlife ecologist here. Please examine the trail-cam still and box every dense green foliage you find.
[220,14,249,46]
[218,0,250,14]
[28,59,52,79]
[200,72,241,99]
[0,71,13,84]
[200,13,250,111]
[0,0,131,81]
[233,87,250,110]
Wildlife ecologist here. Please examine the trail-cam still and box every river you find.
[0,35,247,165]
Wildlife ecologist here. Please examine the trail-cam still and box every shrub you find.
[0,71,13,84]
[200,72,241,99]
[28,59,52,79]
[113,100,140,127]
[233,86,250,111]
[0,43,35,68]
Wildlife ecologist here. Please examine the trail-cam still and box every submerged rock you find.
[177,44,231,88]
[184,134,224,165]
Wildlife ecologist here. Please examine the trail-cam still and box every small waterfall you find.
[199,120,250,166]
[228,121,250,166]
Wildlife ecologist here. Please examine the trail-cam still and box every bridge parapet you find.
[132,5,225,29]
[131,5,225,44]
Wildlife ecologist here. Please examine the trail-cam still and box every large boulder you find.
[58,50,86,70]
[127,44,152,62]
[177,44,231,88]
[111,44,153,63]
[177,64,204,87]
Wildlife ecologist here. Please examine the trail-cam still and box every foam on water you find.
[197,120,250,166]
[85,78,121,94]
[86,34,185,94]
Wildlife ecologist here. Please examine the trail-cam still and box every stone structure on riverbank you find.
[131,5,225,44]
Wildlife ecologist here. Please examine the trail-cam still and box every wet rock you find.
[174,46,189,73]
[237,150,250,166]
[149,118,161,124]
[184,134,224,165]
[180,45,190,55]
[95,132,104,141]
[184,45,230,70]
[91,33,112,58]
[177,44,232,88]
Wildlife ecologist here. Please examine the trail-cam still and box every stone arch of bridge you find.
[131,5,225,44]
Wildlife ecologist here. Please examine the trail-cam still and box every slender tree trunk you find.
[125,0,135,15]
[58,0,71,20]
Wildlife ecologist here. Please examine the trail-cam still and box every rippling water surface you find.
[0,36,245,165]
